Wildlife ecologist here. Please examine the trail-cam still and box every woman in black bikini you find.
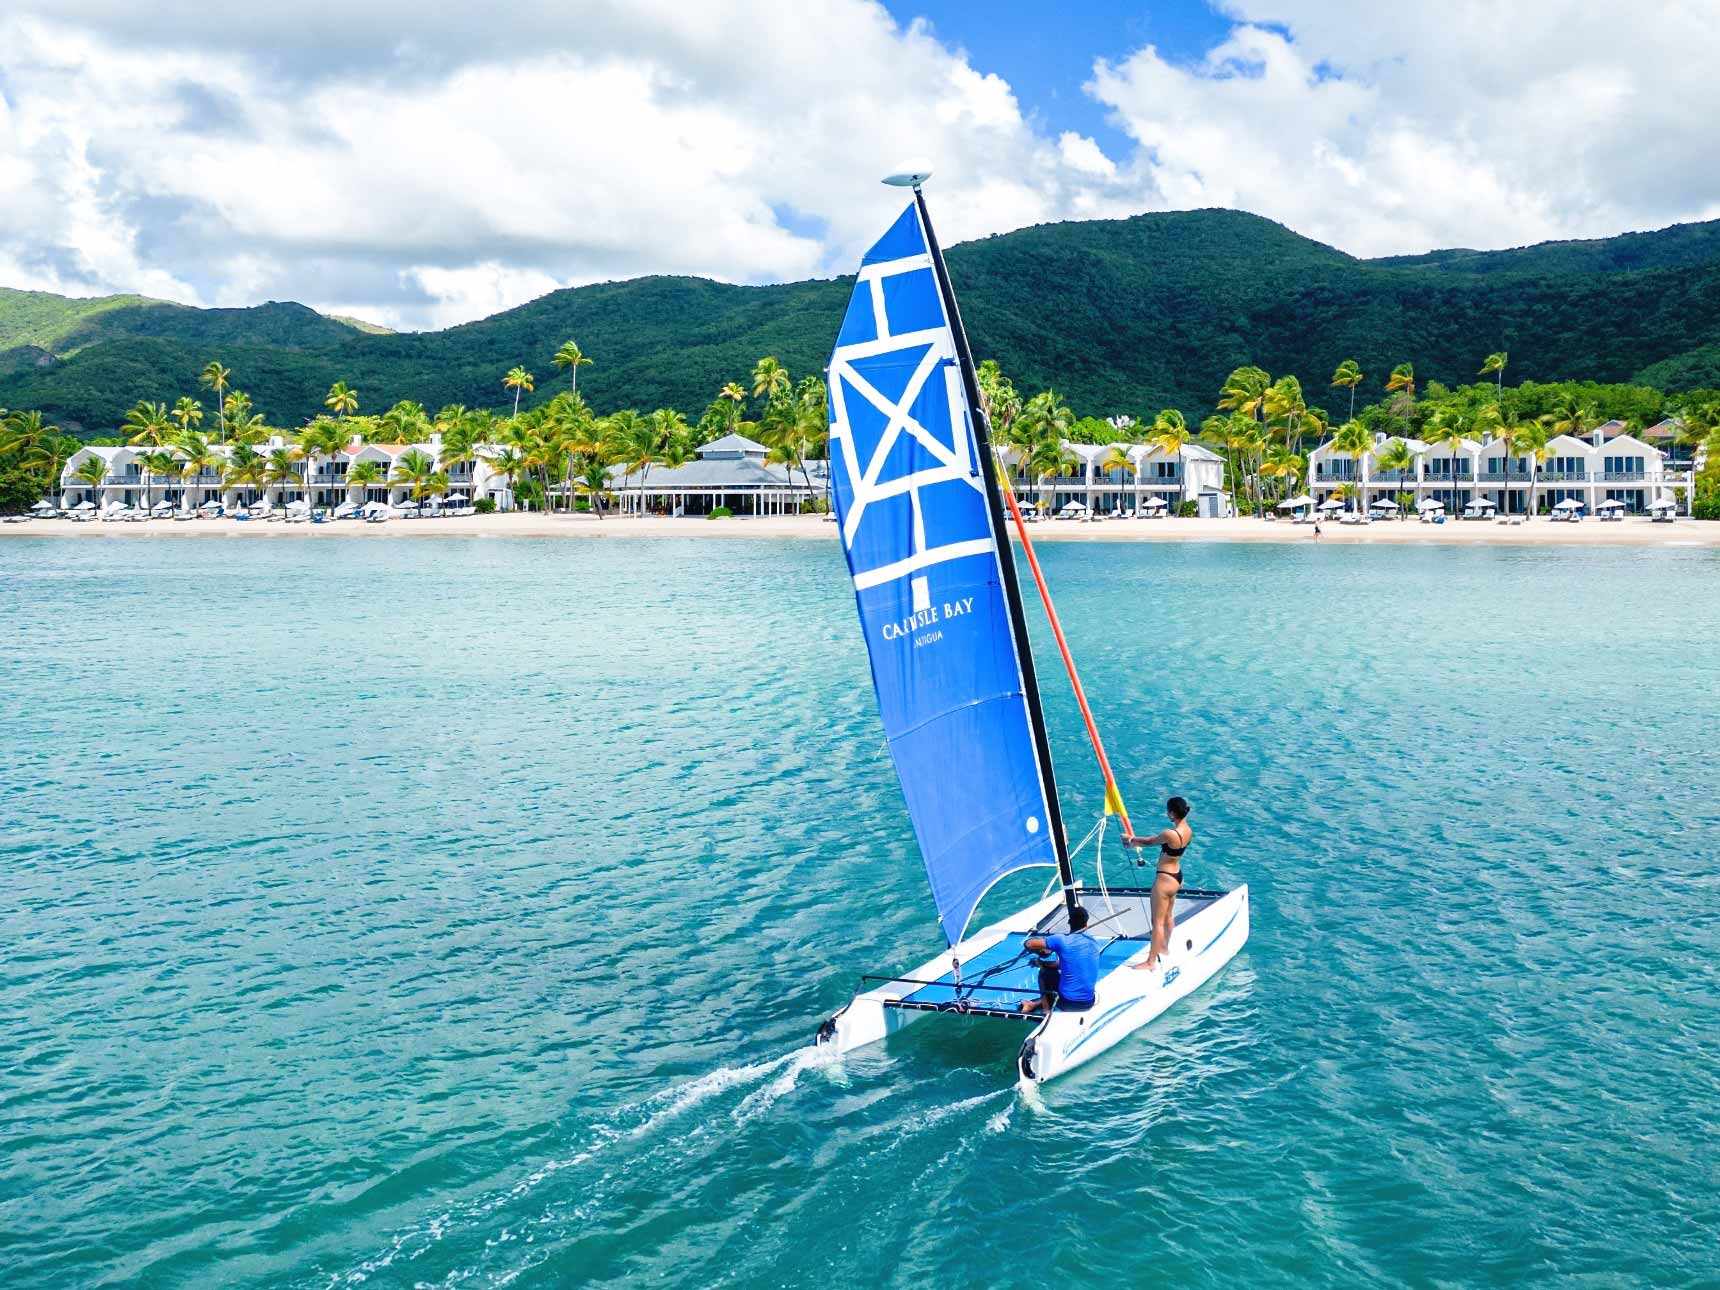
[1125,796,1191,971]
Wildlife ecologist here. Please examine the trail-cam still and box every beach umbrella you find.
[1369,498,1399,511]
[73,500,96,512]
[1596,498,1625,510]
[1140,496,1168,509]
[446,491,468,502]
[1554,498,1583,511]
[1416,498,1444,512]
[31,499,55,513]
[1278,495,1313,510]
[1319,497,1345,511]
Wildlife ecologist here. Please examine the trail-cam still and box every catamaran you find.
[814,168,1250,1085]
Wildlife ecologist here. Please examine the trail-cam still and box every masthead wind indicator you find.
[882,160,934,188]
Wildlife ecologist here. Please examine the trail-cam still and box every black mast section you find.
[912,186,1077,920]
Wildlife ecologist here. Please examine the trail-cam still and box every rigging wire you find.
[993,465,1136,840]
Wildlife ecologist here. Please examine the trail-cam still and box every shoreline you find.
[5,512,1718,546]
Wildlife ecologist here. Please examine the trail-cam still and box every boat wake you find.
[321,1051,803,1287]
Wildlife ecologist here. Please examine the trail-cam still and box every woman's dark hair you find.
[1167,796,1190,820]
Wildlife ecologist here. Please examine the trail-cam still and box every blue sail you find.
[827,201,1061,945]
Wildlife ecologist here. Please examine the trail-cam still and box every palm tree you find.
[719,382,747,432]
[552,340,593,399]
[480,447,529,508]
[325,381,359,419]
[503,367,535,418]
[146,448,187,513]
[639,408,690,512]
[1518,420,1552,517]
[1150,408,1191,515]
[1487,412,1524,515]
[1018,435,1073,516]
[262,447,300,509]
[296,420,348,504]
[1479,351,1508,400]
[1423,410,1478,512]
[1,409,66,500]
[976,359,1024,460]
[200,362,231,438]
[124,400,174,448]
[391,448,442,503]
[1375,438,1416,517]
[1218,365,1271,424]
[1331,359,1364,422]
[1385,362,1417,418]
[345,459,385,504]
[176,431,222,502]
[221,392,264,444]
[435,418,482,498]
[171,396,203,433]
[1264,375,1307,452]
[73,453,108,507]
[1262,447,1305,505]
[1099,443,1138,514]
[1550,393,1599,446]
[224,442,267,507]
[1330,420,1373,511]
[752,356,791,404]
[377,400,428,444]
[574,457,614,518]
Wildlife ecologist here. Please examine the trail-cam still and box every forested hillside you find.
[7,209,1720,434]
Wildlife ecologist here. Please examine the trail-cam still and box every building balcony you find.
[1540,470,1588,482]
[1476,470,1532,482]
[1369,469,1416,484]
[1602,470,1648,482]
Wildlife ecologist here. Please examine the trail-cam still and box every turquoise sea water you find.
[3,535,1718,1289]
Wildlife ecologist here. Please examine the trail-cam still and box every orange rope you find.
[996,469,1135,839]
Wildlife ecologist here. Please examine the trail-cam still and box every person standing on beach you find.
[1125,797,1193,971]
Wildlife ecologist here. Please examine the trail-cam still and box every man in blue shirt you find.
[1019,905,1099,1014]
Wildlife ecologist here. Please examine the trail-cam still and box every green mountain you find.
[7,209,1720,435]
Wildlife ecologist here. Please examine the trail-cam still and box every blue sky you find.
[880,0,1233,153]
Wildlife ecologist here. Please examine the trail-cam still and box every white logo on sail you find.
[828,251,995,594]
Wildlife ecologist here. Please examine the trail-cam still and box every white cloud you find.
[0,2,1122,328]
[1087,2,1720,256]
[1,1,1718,330]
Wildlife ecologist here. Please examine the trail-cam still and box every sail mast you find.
[911,185,1077,918]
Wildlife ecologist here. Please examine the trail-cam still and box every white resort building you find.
[997,439,1231,517]
[58,434,518,513]
[605,433,829,516]
[1309,424,1699,516]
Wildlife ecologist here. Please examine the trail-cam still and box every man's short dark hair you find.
[1167,796,1190,820]
[1068,904,1090,931]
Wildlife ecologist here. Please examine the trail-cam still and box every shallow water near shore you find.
[4,536,1718,1288]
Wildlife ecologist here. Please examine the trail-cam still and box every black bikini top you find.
[1160,823,1190,860]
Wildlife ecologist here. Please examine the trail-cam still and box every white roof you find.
[699,432,769,457]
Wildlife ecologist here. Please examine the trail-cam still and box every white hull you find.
[816,884,1250,1084]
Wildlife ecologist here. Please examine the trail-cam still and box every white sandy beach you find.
[6,512,1718,546]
